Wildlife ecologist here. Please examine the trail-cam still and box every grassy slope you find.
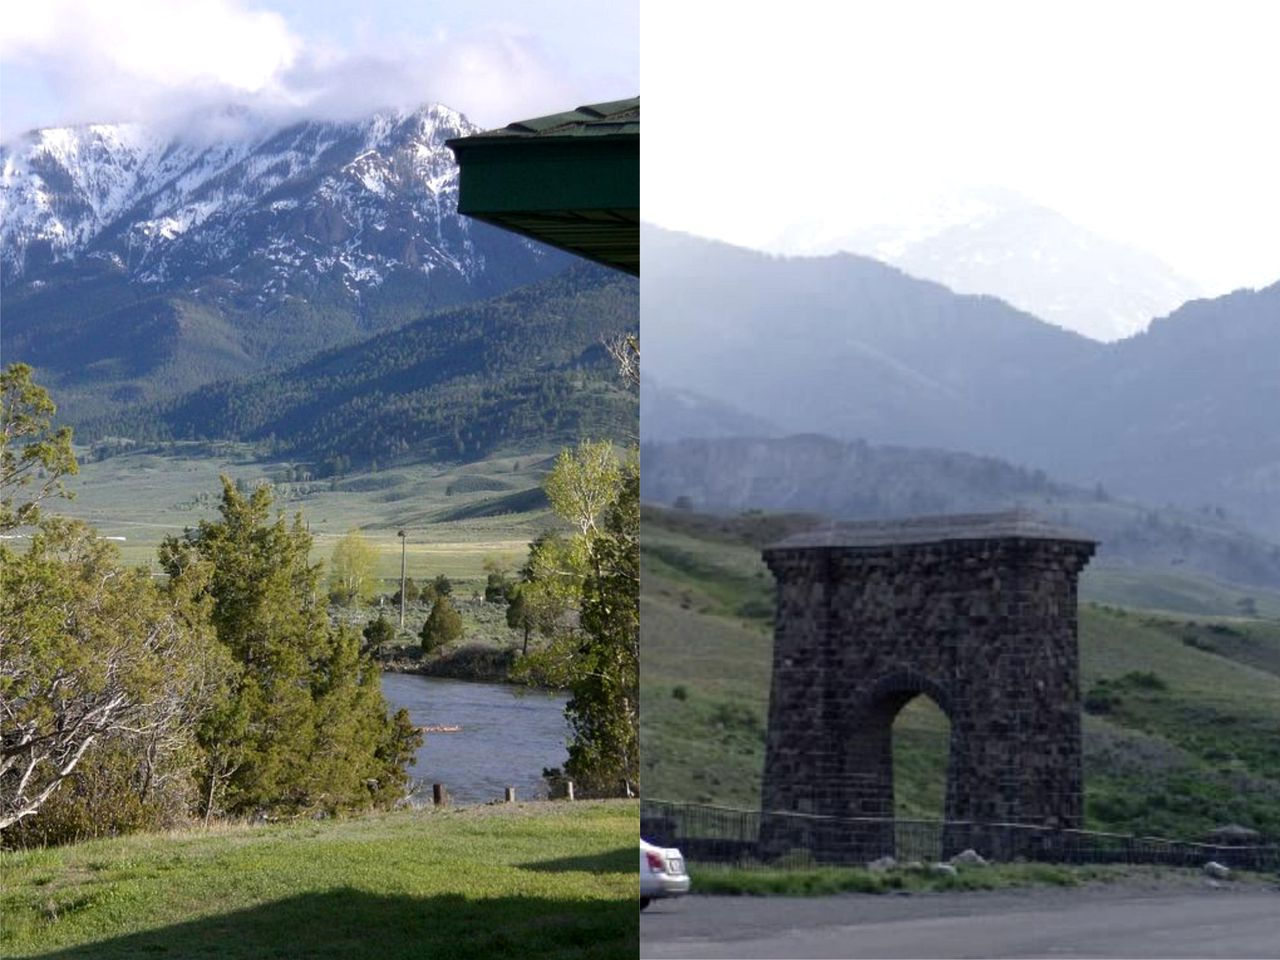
[640,509,1280,838]
[0,801,638,960]
[1081,567,1280,619]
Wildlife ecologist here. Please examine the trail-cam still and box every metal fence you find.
[641,799,1280,871]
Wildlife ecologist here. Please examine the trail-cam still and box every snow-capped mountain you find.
[1,103,542,290]
[0,105,568,420]
[772,188,1202,342]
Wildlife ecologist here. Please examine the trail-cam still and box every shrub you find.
[362,615,396,658]
[1119,670,1167,691]
[1083,684,1121,715]
[420,597,463,653]
[393,577,420,605]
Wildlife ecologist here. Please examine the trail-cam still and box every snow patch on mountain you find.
[0,102,494,298]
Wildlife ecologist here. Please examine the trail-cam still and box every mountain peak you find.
[769,187,1202,342]
[0,102,486,284]
[1,103,570,421]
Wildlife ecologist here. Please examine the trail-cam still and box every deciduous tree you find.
[515,447,639,796]
[543,440,621,536]
[328,528,378,606]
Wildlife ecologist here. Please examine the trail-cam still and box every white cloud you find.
[272,26,576,128]
[1,0,300,127]
[0,1,591,139]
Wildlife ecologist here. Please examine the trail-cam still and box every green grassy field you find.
[640,508,1280,838]
[0,801,638,960]
[50,445,563,588]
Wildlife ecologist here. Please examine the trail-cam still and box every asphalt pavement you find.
[640,883,1280,958]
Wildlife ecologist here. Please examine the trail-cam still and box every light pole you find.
[397,529,407,629]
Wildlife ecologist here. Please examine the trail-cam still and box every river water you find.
[380,672,570,806]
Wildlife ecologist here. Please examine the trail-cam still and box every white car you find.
[640,838,690,909]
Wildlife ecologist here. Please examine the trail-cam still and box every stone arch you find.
[758,512,1095,863]
[848,668,955,813]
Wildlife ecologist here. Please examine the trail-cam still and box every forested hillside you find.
[83,265,637,472]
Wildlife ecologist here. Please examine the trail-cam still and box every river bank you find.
[383,642,522,684]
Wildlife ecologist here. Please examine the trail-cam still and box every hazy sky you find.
[642,0,1279,295]
[0,0,637,140]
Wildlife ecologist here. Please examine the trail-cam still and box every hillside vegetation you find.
[640,507,1280,839]
[81,266,637,472]
[54,445,562,580]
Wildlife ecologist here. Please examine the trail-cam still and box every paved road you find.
[640,884,1280,958]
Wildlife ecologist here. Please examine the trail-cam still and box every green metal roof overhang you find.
[447,98,639,275]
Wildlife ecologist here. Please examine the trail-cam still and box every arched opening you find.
[840,674,954,862]
[891,694,951,823]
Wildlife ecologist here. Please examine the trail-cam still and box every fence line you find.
[640,799,1280,871]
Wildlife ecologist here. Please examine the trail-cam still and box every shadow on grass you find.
[29,888,636,960]
[521,846,636,874]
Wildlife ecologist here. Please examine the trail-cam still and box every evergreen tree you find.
[432,573,453,598]
[1,519,226,838]
[420,597,463,653]
[362,614,396,658]
[1,363,78,531]
[484,570,510,603]
[505,586,534,656]
[160,479,419,817]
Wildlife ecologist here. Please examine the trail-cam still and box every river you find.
[380,672,570,806]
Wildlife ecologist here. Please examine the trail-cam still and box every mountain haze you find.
[642,435,1280,590]
[643,226,1280,540]
[642,224,1101,453]
[775,189,1202,341]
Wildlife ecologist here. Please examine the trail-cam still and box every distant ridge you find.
[642,225,1280,539]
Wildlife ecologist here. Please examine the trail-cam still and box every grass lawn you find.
[1,801,638,960]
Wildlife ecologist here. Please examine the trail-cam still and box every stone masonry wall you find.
[758,529,1094,863]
